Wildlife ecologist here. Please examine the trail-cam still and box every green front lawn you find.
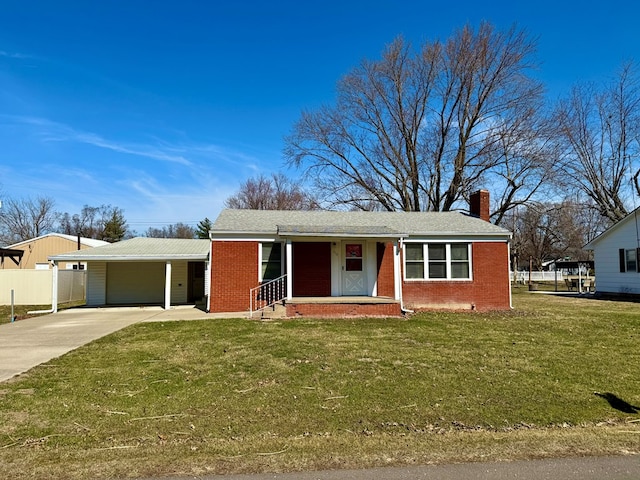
[0,291,638,479]
[0,301,86,324]
[0,304,51,324]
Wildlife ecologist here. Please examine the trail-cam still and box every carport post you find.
[52,261,58,313]
[164,261,172,310]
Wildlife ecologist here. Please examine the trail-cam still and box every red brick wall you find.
[286,302,401,318]
[209,241,258,312]
[209,239,510,313]
[376,242,395,297]
[402,242,511,311]
[293,242,331,296]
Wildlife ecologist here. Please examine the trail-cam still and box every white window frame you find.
[258,242,284,282]
[625,249,638,273]
[403,242,472,281]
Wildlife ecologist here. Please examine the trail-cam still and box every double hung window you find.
[619,248,640,273]
[404,243,471,280]
[261,242,283,281]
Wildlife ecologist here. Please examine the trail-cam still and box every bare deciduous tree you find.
[58,204,129,242]
[145,222,196,239]
[509,199,598,271]
[555,62,640,223]
[285,23,547,216]
[0,196,58,244]
[225,173,318,210]
[480,103,559,226]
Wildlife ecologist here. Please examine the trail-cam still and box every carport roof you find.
[49,237,210,262]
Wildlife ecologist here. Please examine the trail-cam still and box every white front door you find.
[342,242,367,295]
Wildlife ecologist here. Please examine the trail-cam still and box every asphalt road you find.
[141,455,640,480]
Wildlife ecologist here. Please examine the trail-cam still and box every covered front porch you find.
[251,229,406,317]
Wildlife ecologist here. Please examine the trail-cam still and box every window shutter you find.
[637,248,640,273]
[619,249,626,272]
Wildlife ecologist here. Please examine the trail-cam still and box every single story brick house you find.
[209,190,512,317]
[47,191,511,316]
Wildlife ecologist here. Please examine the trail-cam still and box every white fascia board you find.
[210,231,409,241]
[210,232,278,242]
[403,233,511,243]
[49,254,209,262]
[280,232,408,239]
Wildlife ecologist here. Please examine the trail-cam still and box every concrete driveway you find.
[0,306,245,382]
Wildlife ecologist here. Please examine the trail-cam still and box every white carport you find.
[49,238,211,312]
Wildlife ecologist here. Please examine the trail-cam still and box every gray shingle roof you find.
[49,237,210,261]
[211,209,511,238]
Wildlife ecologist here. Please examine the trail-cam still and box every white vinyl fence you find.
[0,270,86,305]
[511,271,565,283]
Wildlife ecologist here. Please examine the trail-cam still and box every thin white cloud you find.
[189,143,261,165]
[74,132,192,165]
[1,114,192,165]
[0,113,273,229]
[1,114,268,170]
[114,172,235,231]
[53,166,98,184]
[0,50,30,59]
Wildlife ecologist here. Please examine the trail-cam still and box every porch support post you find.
[164,260,172,310]
[393,240,402,300]
[285,239,293,300]
[205,260,211,313]
[52,261,59,313]
[507,241,513,309]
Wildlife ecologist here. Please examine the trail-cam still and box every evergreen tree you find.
[102,208,128,242]
[195,217,212,239]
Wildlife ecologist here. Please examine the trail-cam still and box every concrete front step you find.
[260,302,287,320]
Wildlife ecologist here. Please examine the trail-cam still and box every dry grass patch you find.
[0,291,639,479]
[0,302,85,324]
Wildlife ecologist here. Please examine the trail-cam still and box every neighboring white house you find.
[585,208,640,297]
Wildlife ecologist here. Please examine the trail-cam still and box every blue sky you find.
[0,0,638,233]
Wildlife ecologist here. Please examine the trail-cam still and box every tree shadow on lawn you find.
[594,392,639,414]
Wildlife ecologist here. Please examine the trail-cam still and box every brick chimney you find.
[469,190,490,222]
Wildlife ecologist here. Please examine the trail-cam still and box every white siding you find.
[170,261,188,304]
[87,262,106,306]
[204,261,210,301]
[592,216,640,294]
